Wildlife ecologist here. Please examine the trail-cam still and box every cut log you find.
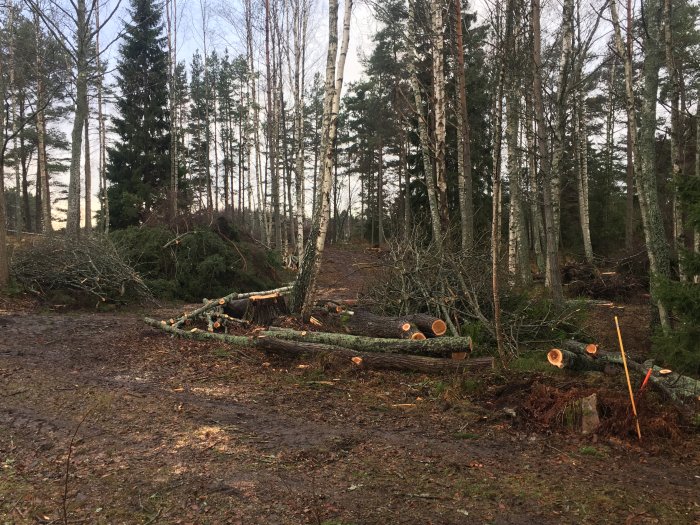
[547,348,606,371]
[256,337,494,374]
[261,328,473,356]
[144,318,494,375]
[404,314,447,337]
[339,309,425,340]
[557,339,700,402]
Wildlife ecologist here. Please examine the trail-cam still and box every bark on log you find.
[547,348,605,371]
[144,318,493,374]
[557,340,700,402]
[174,284,293,327]
[145,317,251,345]
[261,328,473,356]
[256,337,493,374]
[339,309,425,340]
[404,313,448,337]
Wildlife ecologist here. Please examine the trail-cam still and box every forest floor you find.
[1,244,699,524]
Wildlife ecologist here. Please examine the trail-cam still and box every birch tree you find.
[291,0,353,314]
[431,0,449,232]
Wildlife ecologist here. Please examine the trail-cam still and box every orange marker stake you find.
[614,316,642,441]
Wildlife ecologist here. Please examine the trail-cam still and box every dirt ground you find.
[1,245,699,524]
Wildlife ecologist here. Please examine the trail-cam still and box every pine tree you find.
[106,0,171,228]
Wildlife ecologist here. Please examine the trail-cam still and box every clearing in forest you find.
[0,245,699,524]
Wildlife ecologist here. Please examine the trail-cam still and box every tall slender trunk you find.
[9,3,23,237]
[35,13,52,233]
[664,0,684,280]
[402,133,411,240]
[491,5,507,362]
[407,0,442,245]
[695,93,700,284]
[550,0,574,242]
[19,102,32,233]
[610,0,671,330]
[96,1,108,233]
[166,0,178,224]
[265,0,282,249]
[0,34,8,287]
[377,142,385,244]
[431,0,449,232]
[605,60,616,221]
[453,0,473,250]
[574,92,593,262]
[66,0,88,238]
[624,0,635,249]
[84,115,92,232]
[532,0,563,303]
[293,0,308,264]
[291,0,352,315]
[505,0,529,284]
[525,95,545,272]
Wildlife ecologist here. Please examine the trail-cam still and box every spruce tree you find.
[654,176,700,374]
[106,0,171,228]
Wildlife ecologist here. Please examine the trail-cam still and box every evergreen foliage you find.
[106,0,172,228]
[654,175,700,374]
[110,222,288,301]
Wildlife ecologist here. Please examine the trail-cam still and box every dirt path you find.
[313,244,383,302]
[1,250,699,524]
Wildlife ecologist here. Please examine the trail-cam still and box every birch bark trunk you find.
[291,0,352,315]
[431,0,449,232]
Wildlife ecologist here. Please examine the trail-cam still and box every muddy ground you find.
[1,245,699,524]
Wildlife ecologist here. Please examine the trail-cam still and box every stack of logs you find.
[144,286,491,375]
[547,340,700,403]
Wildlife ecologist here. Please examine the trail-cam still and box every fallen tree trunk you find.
[339,309,425,340]
[547,348,606,372]
[403,313,448,337]
[145,317,251,345]
[554,340,700,402]
[261,328,473,356]
[144,317,493,374]
[256,337,493,374]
